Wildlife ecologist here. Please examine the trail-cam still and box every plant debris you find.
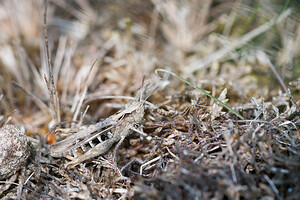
[0,0,299,199]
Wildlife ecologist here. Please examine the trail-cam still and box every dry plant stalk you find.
[43,0,61,124]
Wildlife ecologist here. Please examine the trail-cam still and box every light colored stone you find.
[0,125,30,179]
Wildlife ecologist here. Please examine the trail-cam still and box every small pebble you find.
[0,125,30,179]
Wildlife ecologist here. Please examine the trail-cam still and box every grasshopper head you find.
[132,101,145,123]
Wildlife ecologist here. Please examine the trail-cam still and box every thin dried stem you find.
[43,0,61,123]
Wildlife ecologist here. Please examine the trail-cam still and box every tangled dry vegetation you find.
[0,0,299,199]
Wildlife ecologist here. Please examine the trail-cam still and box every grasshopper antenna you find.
[139,76,145,102]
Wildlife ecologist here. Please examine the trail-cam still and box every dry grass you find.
[0,0,299,199]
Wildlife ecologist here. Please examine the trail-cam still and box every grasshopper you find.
[50,86,147,169]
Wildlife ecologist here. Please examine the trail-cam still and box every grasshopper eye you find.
[133,123,139,129]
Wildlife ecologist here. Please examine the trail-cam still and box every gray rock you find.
[0,125,30,179]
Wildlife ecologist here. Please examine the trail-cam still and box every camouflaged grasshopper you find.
[50,83,149,169]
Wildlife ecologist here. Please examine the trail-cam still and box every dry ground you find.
[0,0,299,199]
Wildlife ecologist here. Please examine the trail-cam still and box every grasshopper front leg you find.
[112,136,126,162]
[64,137,119,168]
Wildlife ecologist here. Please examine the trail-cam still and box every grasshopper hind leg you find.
[64,137,119,168]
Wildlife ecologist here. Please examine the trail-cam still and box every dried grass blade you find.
[186,7,291,74]
[43,0,61,123]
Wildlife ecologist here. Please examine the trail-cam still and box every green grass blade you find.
[155,69,245,120]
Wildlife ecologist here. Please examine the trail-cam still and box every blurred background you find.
[0,0,299,128]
